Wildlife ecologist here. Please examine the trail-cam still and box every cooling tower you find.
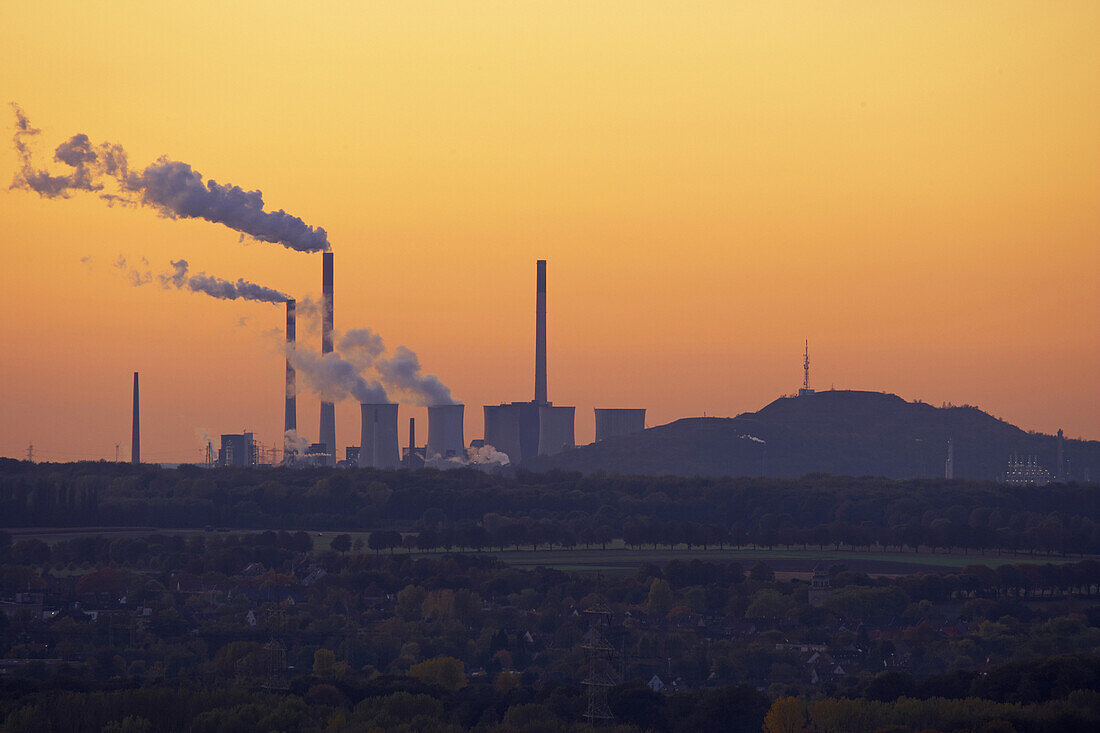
[427,404,466,459]
[284,299,297,451]
[319,252,336,465]
[594,408,646,442]
[131,371,140,464]
[535,259,547,404]
[358,403,399,469]
[537,405,574,456]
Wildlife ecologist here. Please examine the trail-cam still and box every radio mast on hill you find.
[799,340,814,397]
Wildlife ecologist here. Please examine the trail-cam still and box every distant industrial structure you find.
[403,418,425,468]
[358,403,399,469]
[318,252,336,466]
[131,371,140,464]
[1003,455,1051,486]
[798,340,814,397]
[284,298,297,459]
[944,438,954,479]
[594,409,646,442]
[483,260,576,463]
[192,257,652,469]
[427,404,465,460]
[218,433,257,467]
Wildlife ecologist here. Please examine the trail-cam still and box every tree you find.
[745,589,793,619]
[750,560,775,582]
[647,578,674,618]
[330,534,351,553]
[396,585,427,621]
[764,697,806,733]
[407,656,467,691]
[313,648,336,679]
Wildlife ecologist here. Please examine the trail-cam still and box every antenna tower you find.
[26,443,34,463]
[803,340,810,391]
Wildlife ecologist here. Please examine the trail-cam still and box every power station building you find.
[594,408,646,442]
[427,404,465,460]
[359,403,400,469]
[483,260,575,464]
[219,433,257,467]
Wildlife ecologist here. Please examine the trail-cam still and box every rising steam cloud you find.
[11,105,329,253]
[338,328,454,406]
[282,325,454,408]
[288,347,389,405]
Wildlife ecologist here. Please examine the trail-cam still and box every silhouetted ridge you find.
[525,390,1098,479]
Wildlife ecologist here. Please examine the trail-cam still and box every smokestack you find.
[319,252,336,464]
[409,417,416,453]
[284,299,296,452]
[535,259,547,404]
[131,371,140,464]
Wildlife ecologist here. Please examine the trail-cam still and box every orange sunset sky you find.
[1,1,1098,463]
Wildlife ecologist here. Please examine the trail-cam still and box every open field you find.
[7,527,1087,576]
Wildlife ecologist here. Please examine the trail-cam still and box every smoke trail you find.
[288,347,388,404]
[159,259,290,304]
[336,328,454,406]
[10,105,329,252]
[114,257,290,304]
[338,328,386,370]
[377,345,454,406]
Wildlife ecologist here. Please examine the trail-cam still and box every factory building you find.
[482,260,575,465]
[484,402,541,464]
[538,405,575,456]
[359,403,400,469]
[218,433,257,467]
[427,404,465,459]
[594,408,646,442]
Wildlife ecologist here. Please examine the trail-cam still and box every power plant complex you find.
[200,258,645,469]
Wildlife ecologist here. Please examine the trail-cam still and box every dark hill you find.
[525,390,1099,480]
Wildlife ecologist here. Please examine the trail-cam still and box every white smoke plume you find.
[10,105,329,253]
[287,347,389,404]
[283,429,310,455]
[334,328,454,406]
[159,259,289,304]
[112,256,290,304]
[468,444,510,466]
[377,345,454,406]
[424,444,510,472]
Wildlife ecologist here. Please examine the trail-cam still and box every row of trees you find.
[3,460,1100,556]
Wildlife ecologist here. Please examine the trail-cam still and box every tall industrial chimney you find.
[131,371,140,464]
[319,252,336,464]
[535,259,547,404]
[284,299,297,456]
[409,417,416,454]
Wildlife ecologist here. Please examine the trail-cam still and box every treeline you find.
[2,458,1099,555]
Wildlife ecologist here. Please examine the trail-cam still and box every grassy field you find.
[8,527,1085,577]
